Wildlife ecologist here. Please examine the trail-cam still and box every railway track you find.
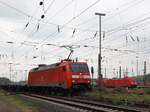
[21,93,142,112]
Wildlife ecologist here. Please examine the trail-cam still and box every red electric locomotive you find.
[28,59,91,90]
[101,77,137,88]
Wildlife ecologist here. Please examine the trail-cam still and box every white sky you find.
[0,0,150,81]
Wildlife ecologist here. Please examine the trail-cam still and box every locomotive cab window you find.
[71,64,89,72]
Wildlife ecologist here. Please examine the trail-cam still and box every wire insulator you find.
[39,1,43,5]
[41,14,45,19]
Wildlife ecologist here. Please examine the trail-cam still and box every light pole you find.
[95,13,105,85]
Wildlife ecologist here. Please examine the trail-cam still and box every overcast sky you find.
[0,0,150,81]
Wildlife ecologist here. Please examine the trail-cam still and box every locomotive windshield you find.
[71,64,89,72]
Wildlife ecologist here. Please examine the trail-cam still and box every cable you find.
[0,0,95,33]
[15,21,149,65]
[13,0,100,62]
[2,0,149,71]
[47,0,74,20]
[72,0,139,28]
[103,0,145,23]
[17,20,148,64]
[80,15,150,47]
[0,1,60,26]
[42,24,150,64]
[0,0,146,44]
[44,0,55,13]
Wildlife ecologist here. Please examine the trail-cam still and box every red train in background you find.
[100,77,137,88]
[28,59,91,90]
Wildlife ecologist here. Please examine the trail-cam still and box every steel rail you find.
[52,96,142,112]
[22,93,142,112]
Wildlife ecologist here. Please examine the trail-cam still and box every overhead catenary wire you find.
[14,0,101,63]
[25,0,56,37]
[34,28,142,62]
[81,15,150,47]
[17,14,150,61]
[0,0,147,37]
[1,0,146,43]
[15,18,150,64]
[39,0,101,43]
[47,0,75,20]
[69,0,145,31]
[37,23,150,65]
[102,0,145,23]
[44,0,55,13]
[27,0,75,37]
[72,0,140,28]
[3,0,57,56]
[1,0,150,77]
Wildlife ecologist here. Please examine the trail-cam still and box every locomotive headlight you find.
[72,75,90,79]
[83,75,90,79]
[72,75,79,78]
